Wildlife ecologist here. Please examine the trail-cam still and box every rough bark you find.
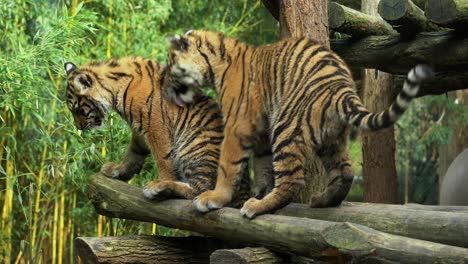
[87,174,468,263]
[276,202,468,247]
[210,247,282,264]
[331,32,468,75]
[329,2,396,38]
[425,0,468,31]
[360,0,398,205]
[74,236,223,264]
[378,0,443,36]
[279,0,330,47]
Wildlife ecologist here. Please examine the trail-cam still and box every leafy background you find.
[0,0,465,263]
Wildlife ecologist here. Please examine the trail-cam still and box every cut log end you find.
[378,0,410,21]
[329,2,346,29]
[426,0,458,24]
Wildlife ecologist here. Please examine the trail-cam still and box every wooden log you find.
[397,70,468,96]
[329,2,396,38]
[74,235,223,264]
[276,202,468,248]
[87,173,468,263]
[355,71,468,97]
[210,247,281,264]
[378,0,443,36]
[331,31,468,75]
[426,0,468,31]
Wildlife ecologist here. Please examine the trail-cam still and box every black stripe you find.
[128,98,134,125]
[231,157,250,165]
[219,34,226,60]
[274,165,303,178]
[133,62,142,77]
[108,60,119,67]
[272,152,299,162]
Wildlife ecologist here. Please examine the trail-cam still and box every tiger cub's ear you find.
[64,62,77,75]
[167,35,189,51]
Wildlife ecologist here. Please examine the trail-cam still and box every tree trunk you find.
[75,236,223,264]
[360,0,399,204]
[87,174,468,263]
[279,0,330,47]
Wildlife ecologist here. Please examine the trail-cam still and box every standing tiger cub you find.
[162,30,434,218]
[63,56,255,204]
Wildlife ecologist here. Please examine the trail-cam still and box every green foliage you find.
[0,0,277,262]
[395,95,467,204]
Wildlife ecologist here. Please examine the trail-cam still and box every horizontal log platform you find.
[87,173,468,263]
[75,235,224,264]
[329,2,396,38]
[331,31,468,75]
[378,0,443,36]
[276,201,468,248]
[426,0,468,31]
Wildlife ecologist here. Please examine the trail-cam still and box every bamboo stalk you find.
[58,192,65,264]
[69,193,76,264]
[1,117,15,264]
[52,196,59,264]
[106,0,113,58]
[97,215,103,238]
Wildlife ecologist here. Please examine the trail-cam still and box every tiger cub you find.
[162,30,434,218]
[63,56,255,204]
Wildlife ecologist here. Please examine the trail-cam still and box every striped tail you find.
[346,65,434,130]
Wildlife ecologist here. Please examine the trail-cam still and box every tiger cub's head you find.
[162,30,215,107]
[64,62,108,130]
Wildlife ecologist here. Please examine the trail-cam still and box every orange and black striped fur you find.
[162,30,433,218]
[63,56,256,204]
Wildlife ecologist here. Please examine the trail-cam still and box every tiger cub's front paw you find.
[239,197,265,219]
[193,190,231,213]
[143,180,173,200]
[101,162,124,179]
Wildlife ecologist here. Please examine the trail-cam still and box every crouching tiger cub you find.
[63,56,256,205]
[162,30,434,218]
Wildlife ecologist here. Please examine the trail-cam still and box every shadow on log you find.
[87,173,468,263]
[75,236,224,264]
[210,248,282,264]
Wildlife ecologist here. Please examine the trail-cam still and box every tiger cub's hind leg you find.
[240,125,306,219]
[309,142,354,208]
